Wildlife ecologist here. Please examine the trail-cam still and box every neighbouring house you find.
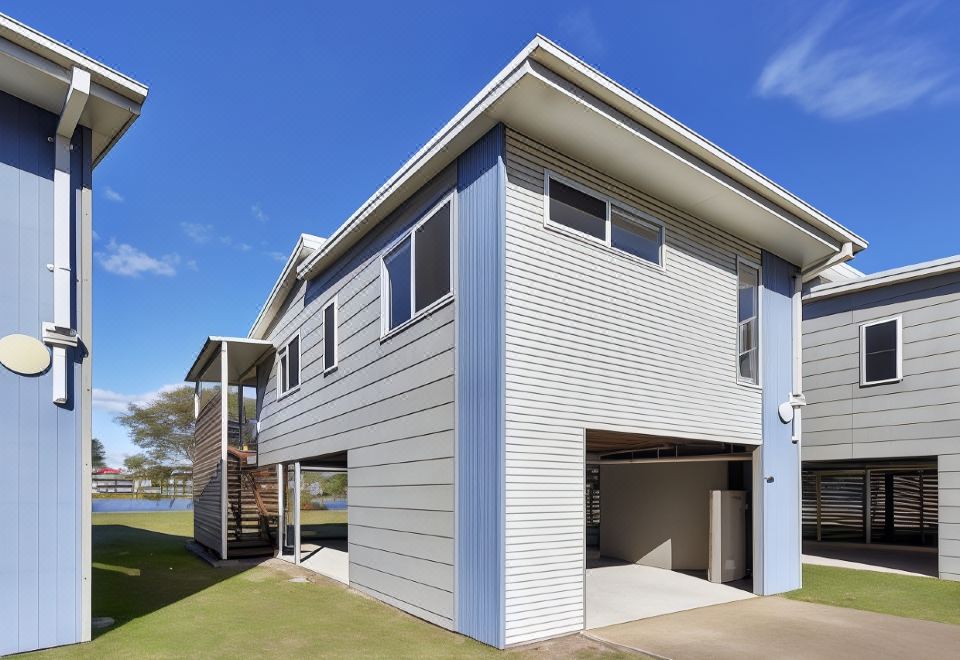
[802,255,960,581]
[185,36,868,647]
[0,15,146,656]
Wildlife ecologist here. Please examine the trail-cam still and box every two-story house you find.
[802,256,960,581]
[0,14,146,656]
[186,36,866,648]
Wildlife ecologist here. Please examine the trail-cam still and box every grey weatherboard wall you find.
[803,271,960,579]
[255,165,458,627]
[455,125,506,647]
[755,250,801,594]
[0,90,91,654]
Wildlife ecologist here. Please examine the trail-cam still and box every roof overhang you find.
[0,13,147,166]
[185,337,275,385]
[248,234,326,339]
[805,254,960,302]
[298,35,866,282]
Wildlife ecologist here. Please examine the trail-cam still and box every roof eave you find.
[805,254,960,301]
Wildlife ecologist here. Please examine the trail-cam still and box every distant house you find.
[802,256,960,581]
[92,468,134,494]
[186,37,867,647]
[0,15,146,656]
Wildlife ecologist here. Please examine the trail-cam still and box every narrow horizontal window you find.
[861,318,901,385]
[545,173,665,267]
[382,196,453,335]
[737,261,759,385]
[611,207,662,265]
[323,299,337,372]
[548,178,606,240]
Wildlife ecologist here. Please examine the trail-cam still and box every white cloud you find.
[180,222,214,244]
[96,239,179,277]
[251,203,269,222]
[558,7,605,58]
[93,383,182,414]
[757,2,956,120]
[266,251,287,263]
[103,186,124,203]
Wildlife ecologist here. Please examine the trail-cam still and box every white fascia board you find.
[805,254,960,301]
[297,36,866,283]
[526,37,868,253]
[248,234,326,339]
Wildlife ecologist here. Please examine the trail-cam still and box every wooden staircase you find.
[226,448,279,558]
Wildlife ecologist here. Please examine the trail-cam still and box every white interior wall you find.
[599,461,729,570]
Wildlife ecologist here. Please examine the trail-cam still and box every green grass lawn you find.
[30,512,625,659]
[786,564,960,626]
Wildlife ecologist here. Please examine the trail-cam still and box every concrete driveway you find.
[585,597,960,659]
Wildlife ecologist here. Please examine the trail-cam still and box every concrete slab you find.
[281,538,349,584]
[587,597,960,660]
[586,559,754,629]
[802,541,937,578]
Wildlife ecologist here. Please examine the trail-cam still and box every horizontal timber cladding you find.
[501,129,764,644]
[941,454,960,580]
[802,271,960,461]
[256,164,457,629]
[193,391,224,556]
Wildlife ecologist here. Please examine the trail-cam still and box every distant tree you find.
[322,473,348,498]
[116,386,196,466]
[91,438,107,469]
[123,453,149,481]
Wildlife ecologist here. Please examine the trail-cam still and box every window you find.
[277,333,300,398]
[382,196,453,335]
[323,298,338,373]
[544,172,664,267]
[860,317,902,386]
[737,259,760,385]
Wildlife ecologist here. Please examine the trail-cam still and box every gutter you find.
[42,66,89,404]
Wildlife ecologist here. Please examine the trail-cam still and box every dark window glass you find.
[414,202,451,312]
[863,320,898,383]
[549,179,606,239]
[611,208,661,264]
[384,237,412,330]
[324,303,336,371]
[737,262,760,384]
[279,354,288,393]
[287,336,300,389]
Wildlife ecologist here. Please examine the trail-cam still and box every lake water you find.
[92,497,193,512]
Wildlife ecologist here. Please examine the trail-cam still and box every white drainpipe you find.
[42,67,90,404]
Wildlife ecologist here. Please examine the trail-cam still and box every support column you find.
[220,342,229,560]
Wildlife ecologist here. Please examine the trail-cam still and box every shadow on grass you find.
[92,524,250,637]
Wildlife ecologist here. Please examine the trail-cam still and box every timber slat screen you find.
[585,465,600,548]
[194,391,223,555]
[802,464,937,546]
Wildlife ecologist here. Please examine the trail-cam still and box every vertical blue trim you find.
[757,251,801,594]
[455,124,506,648]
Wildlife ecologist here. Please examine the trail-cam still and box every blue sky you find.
[7,1,959,465]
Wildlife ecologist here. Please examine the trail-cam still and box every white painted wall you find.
[599,462,729,570]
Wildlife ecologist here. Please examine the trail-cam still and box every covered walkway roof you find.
[184,336,273,385]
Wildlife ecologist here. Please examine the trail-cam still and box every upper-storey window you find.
[544,172,664,267]
[382,195,453,335]
[323,297,338,373]
[860,317,902,386]
[277,333,300,398]
[737,259,760,386]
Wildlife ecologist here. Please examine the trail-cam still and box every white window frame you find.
[322,296,338,374]
[542,170,666,270]
[859,315,903,387]
[276,331,301,400]
[736,256,762,388]
[380,191,456,340]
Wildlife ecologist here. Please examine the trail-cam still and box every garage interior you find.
[585,430,757,629]
[278,452,349,584]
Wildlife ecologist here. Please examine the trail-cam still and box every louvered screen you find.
[585,465,601,548]
[818,473,865,541]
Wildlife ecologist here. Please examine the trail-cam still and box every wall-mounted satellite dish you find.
[778,401,794,424]
[0,334,51,376]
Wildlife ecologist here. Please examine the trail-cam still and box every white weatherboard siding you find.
[502,130,763,644]
[942,454,960,580]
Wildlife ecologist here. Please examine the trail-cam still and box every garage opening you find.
[585,430,756,629]
[800,459,938,577]
[278,452,349,584]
